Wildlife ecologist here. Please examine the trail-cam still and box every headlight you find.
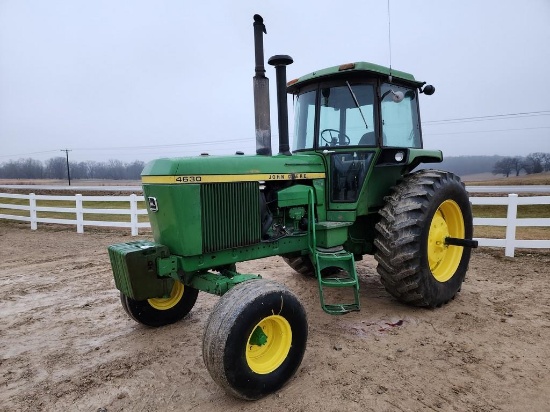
[394,151,405,162]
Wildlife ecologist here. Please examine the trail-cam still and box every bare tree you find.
[492,157,515,177]
[541,153,550,172]
[523,153,545,174]
[511,156,524,176]
[45,157,67,179]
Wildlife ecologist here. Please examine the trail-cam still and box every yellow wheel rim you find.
[428,200,465,282]
[147,281,184,310]
[246,315,292,375]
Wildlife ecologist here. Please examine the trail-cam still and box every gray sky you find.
[1,0,549,163]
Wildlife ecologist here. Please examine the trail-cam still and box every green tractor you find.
[108,14,477,400]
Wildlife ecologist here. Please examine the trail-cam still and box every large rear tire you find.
[374,170,473,307]
[202,279,307,400]
[121,280,198,327]
[282,255,340,278]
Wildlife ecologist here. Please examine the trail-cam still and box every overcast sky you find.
[1,0,549,164]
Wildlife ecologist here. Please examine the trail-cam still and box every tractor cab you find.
[290,69,423,151]
[287,62,436,208]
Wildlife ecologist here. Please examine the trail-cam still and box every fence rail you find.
[1,192,549,257]
[471,194,550,256]
[0,192,149,236]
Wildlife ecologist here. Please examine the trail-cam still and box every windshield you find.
[292,83,376,151]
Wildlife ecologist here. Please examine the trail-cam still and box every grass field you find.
[465,171,550,186]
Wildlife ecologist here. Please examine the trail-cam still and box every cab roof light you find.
[338,63,355,71]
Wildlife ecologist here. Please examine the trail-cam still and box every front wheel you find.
[120,280,198,327]
[374,170,474,307]
[202,279,308,400]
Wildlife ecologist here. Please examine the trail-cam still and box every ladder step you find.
[323,303,360,315]
[316,251,352,260]
[321,277,357,287]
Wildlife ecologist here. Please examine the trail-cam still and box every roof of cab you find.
[286,61,425,93]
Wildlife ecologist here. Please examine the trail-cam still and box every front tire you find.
[121,280,198,327]
[374,170,473,307]
[202,279,307,400]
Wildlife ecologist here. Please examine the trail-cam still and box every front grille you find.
[201,182,261,253]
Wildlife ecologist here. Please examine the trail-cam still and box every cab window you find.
[292,90,316,151]
[380,83,421,148]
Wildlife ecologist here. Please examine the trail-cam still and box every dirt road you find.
[1,222,549,411]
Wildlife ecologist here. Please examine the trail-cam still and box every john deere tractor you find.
[108,15,477,400]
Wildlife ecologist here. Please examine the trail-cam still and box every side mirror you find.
[391,91,404,103]
[422,85,435,95]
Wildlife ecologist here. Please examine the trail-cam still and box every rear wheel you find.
[121,280,198,327]
[374,170,473,307]
[202,279,307,400]
[283,255,340,278]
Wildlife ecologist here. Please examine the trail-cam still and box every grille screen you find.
[200,182,261,253]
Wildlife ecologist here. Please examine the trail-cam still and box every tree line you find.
[492,152,550,177]
[0,157,145,180]
[2,153,549,180]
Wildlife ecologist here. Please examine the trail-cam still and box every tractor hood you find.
[141,153,326,185]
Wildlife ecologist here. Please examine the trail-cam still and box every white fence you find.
[471,194,550,257]
[1,192,549,257]
[0,193,150,236]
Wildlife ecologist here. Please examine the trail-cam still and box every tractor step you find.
[321,276,358,287]
[313,250,360,315]
[323,303,360,315]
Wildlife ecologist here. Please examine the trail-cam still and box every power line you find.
[1,110,549,160]
[424,110,550,125]
[74,138,251,151]
[0,149,60,159]
[424,125,550,136]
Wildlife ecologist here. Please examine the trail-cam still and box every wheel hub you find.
[428,212,450,268]
[427,200,465,283]
[246,315,292,374]
[147,281,184,310]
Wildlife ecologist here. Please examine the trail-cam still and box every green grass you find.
[472,204,550,218]
[472,203,550,240]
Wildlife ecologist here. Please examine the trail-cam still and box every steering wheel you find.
[320,128,351,146]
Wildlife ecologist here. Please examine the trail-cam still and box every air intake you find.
[201,182,261,253]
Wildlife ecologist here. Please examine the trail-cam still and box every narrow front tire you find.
[202,279,308,400]
[121,280,198,327]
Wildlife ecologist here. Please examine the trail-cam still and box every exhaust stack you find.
[253,14,271,156]
[268,55,293,156]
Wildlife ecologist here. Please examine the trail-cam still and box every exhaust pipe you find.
[253,14,272,156]
[268,55,293,156]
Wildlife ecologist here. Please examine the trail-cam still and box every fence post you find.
[504,194,518,257]
[75,194,84,234]
[130,194,138,236]
[29,193,37,230]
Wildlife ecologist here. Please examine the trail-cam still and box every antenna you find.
[387,0,393,82]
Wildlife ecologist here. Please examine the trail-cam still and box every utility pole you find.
[61,149,71,186]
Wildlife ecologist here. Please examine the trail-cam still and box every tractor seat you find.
[359,132,376,146]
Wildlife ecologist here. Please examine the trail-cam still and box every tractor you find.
[108,14,477,400]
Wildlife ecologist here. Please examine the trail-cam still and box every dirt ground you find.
[1,222,549,412]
